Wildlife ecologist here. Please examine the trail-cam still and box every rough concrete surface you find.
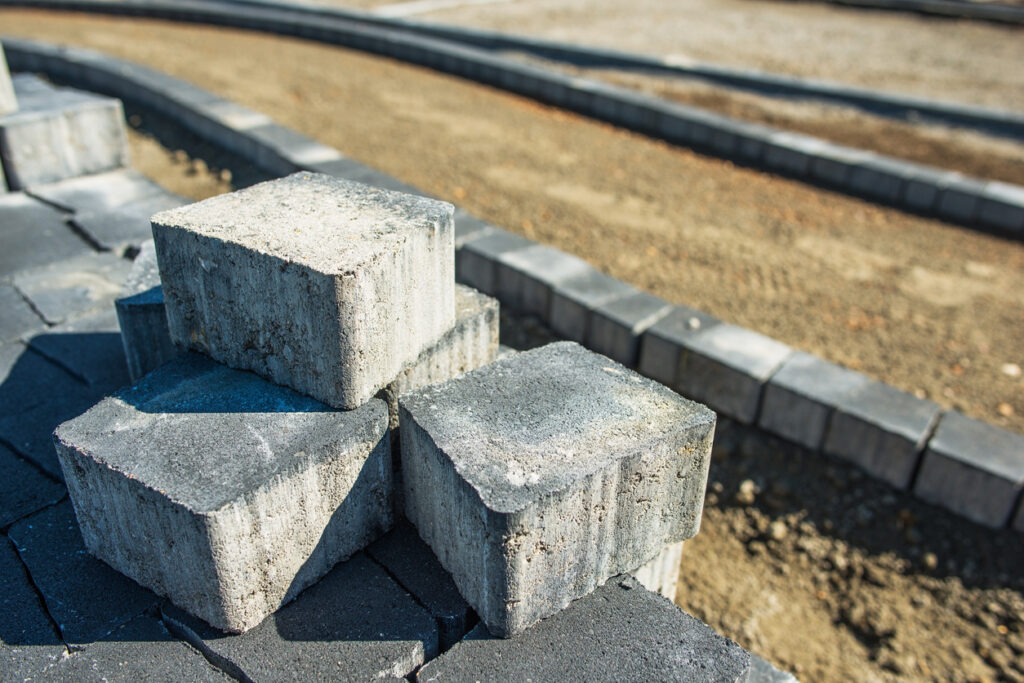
[587,289,671,367]
[632,540,684,602]
[54,353,393,633]
[549,268,634,343]
[400,341,715,637]
[637,305,721,387]
[416,576,750,682]
[152,172,455,409]
[27,168,169,214]
[11,251,132,325]
[0,281,44,343]
[0,41,16,117]
[494,242,592,319]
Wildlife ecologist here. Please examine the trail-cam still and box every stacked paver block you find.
[0,75,129,190]
[399,342,715,637]
[54,354,393,633]
[152,172,455,409]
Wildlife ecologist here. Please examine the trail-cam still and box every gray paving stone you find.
[676,323,793,425]
[454,227,533,295]
[0,192,90,278]
[937,175,986,223]
[115,241,184,381]
[749,654,800,683]
[0,282,44,342]
[637,305,721,386]
[452,208,495,248]
[914,411,1024,528]
[0,43,16,117]
[153,172,455,409]
[763,132,829,177]
[7,501,160,647]
[0,536,67,679]
[416,576,750,682]
[71,191,187,253]
[55,353,392,633]
[26,307,131,392]
[903,168,955,212]
[400,342,715,637]
[587,290,672,367]
[162,553,438,681]
[10,73,55,98]
[0,442,64,530]
[50,615,228,682]
[494,243,592,318]
[808,144,873,187]
[848,157,912,204]
[0,342,97,478]
[366,520,474,651]
[27,168,171,214]
[758,351,871,451]
[977,181,1024,234]
[549,269,635,343]
[0,86,129,189]
[12,252,132,325]
[822,380,941,489]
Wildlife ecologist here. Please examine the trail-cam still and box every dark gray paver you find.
[0,442,64,530]
[50,615,228,682]
[977,181,1024,234]
[1015,497,1024,534]
[0,192,89,279]
[7,501,160,647]
[26,307,131,392]
[0,341,98,478]
[400,342,714,637]
[163,553,438,681]
[27,168,171,214]
[0,535,66,679]
[676,323,793,425]
[416,576,750,682]
[549,268,635,343]
[586,290,672,367]
[11,252,132,325]
[0,282,44,342]
[366,520,475,652]
[823,380,941,489]
[758,351,871,451]
[914,411,1024,528]
[494,243,592,318]
[637,305,721,386]
[71,191,187,253]
[454,227,533,295]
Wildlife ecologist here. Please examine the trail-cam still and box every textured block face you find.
[399,342,715,637]
[638,305,720,386]
[0,44,15,117]
[54,354,393,633]
[632,540,684,601]
[495,244,591,318]
[587,291,671,367]
[549,269,634,343]
[0,88,129,190]
[152,173,455,409]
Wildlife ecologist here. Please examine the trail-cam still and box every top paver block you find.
[400,342,716,637]
[153,172,455,409]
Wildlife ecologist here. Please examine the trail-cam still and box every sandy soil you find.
[4,9,1021,682]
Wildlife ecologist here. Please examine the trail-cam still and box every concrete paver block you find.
[0,42,15,117]
[0,192,90,278]
[937,175,985,223]
[26,168,171,214]
[454,227,533,295]
[26,308,131,392]
[638,304,721,386]
[54,354,393,633]
[12,251,131,325]
[0,282,43,342]
[0,443,64,529]
[153,172,455,409]
[7,501,160,647]
[416,577,750,681]
[676,323,793,424]
[977,181,1024,234]
[549,268,635,343]
[72,192,187,253]
[758,351,871,451]
[822,380,940,489]
[163,553,438,681]
[495,243,592,318]
[0,86,129,190]
[366,521,474,651]
[0,537,66,679]
[451,207,495,248]
[914,411,1024,528]
[400,342,715,637]
[587,290,672,367]
[632,540,684,602]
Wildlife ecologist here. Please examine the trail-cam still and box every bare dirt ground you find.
[3,10,1023,681]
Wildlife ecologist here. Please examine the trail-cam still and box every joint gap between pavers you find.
[21,339,93,390]
[0,486,68,535]
[906,408,946,493]
[159,604,254,683]
[10,283,50,329]
[6,527,73,657]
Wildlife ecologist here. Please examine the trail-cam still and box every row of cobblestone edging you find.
[4,35,1021,533]
[1,0,1023,239]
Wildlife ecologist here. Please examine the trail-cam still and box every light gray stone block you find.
[115,241,183,381]
[632,540,684,602]
[823,380,940,489]
[54,354,393,633]
[0,86,129,190]
[758,351,871,451]
[914,411,1024,528]
[152,173,455,409]
[27,168,169,213]
[400,342,715,637]
[0,282,43,342]
[638,305,721,386]
[0,43,15,117]
[495,243,592,318]
[763,132,828,177]
[549,269,635,343]
[452,208,495,248]
[454,227,533,295]
[12,252,132,325]
[0,192,91,278]
[587,290,672,367]
[809,144,873,187]
[72,191,187,254]
[676,323,792,424]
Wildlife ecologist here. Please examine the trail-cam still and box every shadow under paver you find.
[163,553,438,681]
[152,172,455,409]
[0,536,67,679]
[25,307,131,393]
[0,442,64,530]
[416,576,750,682]
[54,353,393,633]
[400,342,715,637]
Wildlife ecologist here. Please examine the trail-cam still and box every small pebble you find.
[922,552,938,571]
[736,479,758,505]
[769,520,788,541]
[1001,363,1021,378]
